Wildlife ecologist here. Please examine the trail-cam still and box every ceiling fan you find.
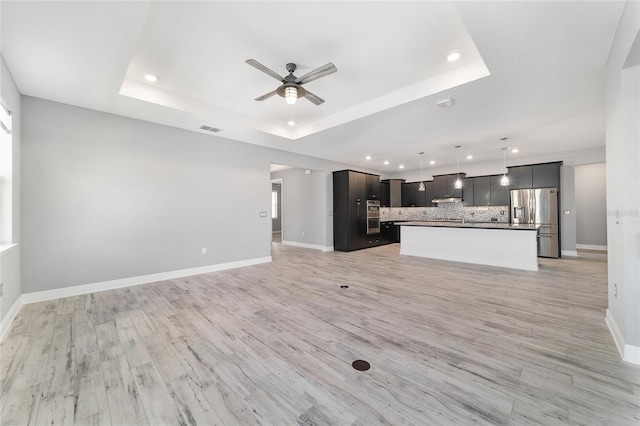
[246,59,337,106]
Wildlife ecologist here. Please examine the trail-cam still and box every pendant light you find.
[500,146,510,186]
[418,152,426,191]
[454,145,462,189]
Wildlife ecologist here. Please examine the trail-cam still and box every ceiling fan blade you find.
[303,90,325,105]
[295,62,337,85]
[246,59,285,82]
[254,89,278,101]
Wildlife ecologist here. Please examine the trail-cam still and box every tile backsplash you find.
[381,203,509,222]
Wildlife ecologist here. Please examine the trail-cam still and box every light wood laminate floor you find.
[1,244,639,425]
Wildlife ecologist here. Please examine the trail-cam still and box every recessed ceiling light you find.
[466,155,473,160]
[288,120,295,126]
[511,148,519,153]
[430,160,435,165]
[384,160,389,165]
[365,155,371,160]
[144,74,158,82]
[399,165,405,169]
[436,98,455,108]
[447,51,461,62]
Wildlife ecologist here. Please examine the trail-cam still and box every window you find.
[271,191,278,219]
[0,97,13,246]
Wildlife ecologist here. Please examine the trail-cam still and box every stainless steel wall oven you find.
[366,200,380,235]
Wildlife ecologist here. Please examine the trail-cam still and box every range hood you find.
[431,197,463,204]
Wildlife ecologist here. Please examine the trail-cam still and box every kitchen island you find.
[399,221,539,271]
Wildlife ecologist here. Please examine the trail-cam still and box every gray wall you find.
[270,168,332,249]
[21,96,368,294]
[605,0,640,351]
[560,165,577,255]
[271,183,281,232]
[575,163,607,247]
[1,54,21,325]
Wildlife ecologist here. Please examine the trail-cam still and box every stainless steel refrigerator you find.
[511,188,560,258]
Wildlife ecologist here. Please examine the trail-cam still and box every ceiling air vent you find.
[199,125,221,133]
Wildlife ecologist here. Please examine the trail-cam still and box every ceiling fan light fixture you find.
[284,86,298,106]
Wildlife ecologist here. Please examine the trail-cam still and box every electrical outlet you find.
[0,282,3,297]
[260,211,267,217]
[201,247,207,254]
[302,231,305,237]
[614,283,617,298]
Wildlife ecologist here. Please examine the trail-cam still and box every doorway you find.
[271,178,282,243]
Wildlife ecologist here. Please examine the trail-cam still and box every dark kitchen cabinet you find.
[462,178,474,206]
[380,181,390,207]
[508,162,562,189]
[507,166,532,189]
[381,179,404,207]
[532,163,561,188]
[490,175,510,206]
[381,221,400,244]
[333,170,381,252]
[402,182,419,207]
[348,171,366,202]
[366,174,381,200]
[433,174,464,199]
[402,182,429,207]
[472,176,491,206]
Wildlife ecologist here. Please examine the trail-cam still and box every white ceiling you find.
[1,1,626,172]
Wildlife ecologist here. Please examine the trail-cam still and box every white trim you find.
[1,295,23,341]
[21,256,272,305]
[605,308,640,365]
[0,243,18,257]
[561,250,579,257]
[576,244,607,251]
[282,240,333,252]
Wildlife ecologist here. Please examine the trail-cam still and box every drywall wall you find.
[560,165,577,255]
[270,168,332,250]
[605,0,640,360]
[575,163,607,247]
[271,183,281,232]
[1,54,21,326]
[21,96,370,294]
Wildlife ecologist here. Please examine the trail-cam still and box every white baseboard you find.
[606,308,640,365]
[20,256,272,306]
[282,240,333,252]
[561,250,579,257]
[1,295,24,341]
[576,244,607,251]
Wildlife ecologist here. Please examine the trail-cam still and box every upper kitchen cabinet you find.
[472,176,491,206]
[532,162,561,188]
[462,177,474,206]
[344,171,366,202]
[490,175,510,206]
[432,174,465,200]
[366,174,381,200]
[381,179,404,207]
[508,162,562,189]
[401,182,424,207]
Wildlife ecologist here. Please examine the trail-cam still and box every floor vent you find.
[199,125,221,132]
[352,360,370,371]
